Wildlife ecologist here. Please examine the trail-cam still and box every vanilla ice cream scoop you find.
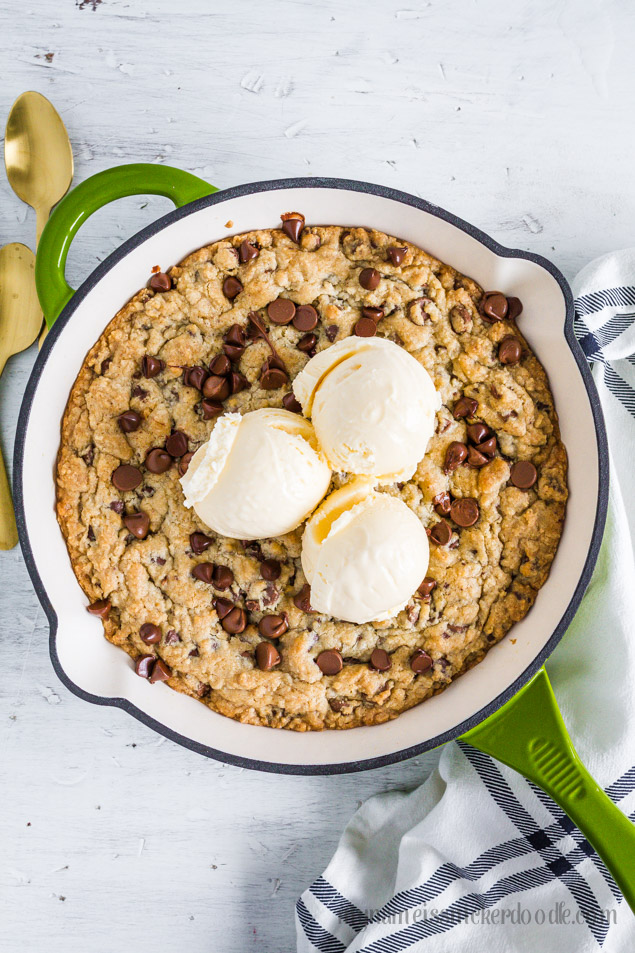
[302,478,430,623]
[180,409,331,539]
[294,337,440,483]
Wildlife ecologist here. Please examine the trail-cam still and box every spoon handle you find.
[0,443,17,550]
[35,205,50,247]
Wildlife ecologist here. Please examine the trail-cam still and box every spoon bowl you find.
[5,91,74,242]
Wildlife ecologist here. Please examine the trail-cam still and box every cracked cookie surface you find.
[56,223,568,730]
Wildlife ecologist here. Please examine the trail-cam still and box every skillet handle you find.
[462,667,635,913]
[35,163,217,327]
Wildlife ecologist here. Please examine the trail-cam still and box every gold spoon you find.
[0,244,42,549]
[4,91,74,346]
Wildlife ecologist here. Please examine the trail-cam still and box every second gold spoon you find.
[0,244,42,549]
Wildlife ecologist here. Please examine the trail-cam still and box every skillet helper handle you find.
[462,667,635,913]
[35,163,217,327]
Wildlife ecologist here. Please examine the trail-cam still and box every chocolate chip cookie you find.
[56,217,567,730]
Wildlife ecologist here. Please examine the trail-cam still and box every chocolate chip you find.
[142,356,164,378]
[282,392,302,414]
[417,577,436,597]
[467,446,488,468]
[210,354,231,376]
[110,500,124,514]
[359,267,380,290]
[149,658,172,683]
[190,532,213,555]
[362,306,384,322]
[225,324,246,348]
[87,525,96,542]
[203,375,231,401]
[239,240,259,263]
[370,648,391,671]
[510,460,537,489]
[224,342,244,364]
[294,584,313,612]
[293,304,318,331]
[214,597,233,619]
[212,565,234,590]
[145,448,173,474]
[200,399,224,419]
[429,519,452,545]
[258,613,288,640]
[223,276,243,300]
[444,441,468,473]
[387,247,407,266]
[453,396,478,419]
[506,296,523,321]
[131,385,148,400]
[263,584,279,607]
[481,291,508,322]
[189,647,199,657]
[100,357,112,375]
[411,649,433,673]
[135,655,155,678]
[412,297,431,321]
[112,464,143,492]
[260,364,288,389]
[256,641,281,671]
[87,600,111,618]
[229,371,249,394]
[118,410,142,433]
[123,511,150,539]
[165,431,188,457]
[191,563,214,584]
[183,366,209,391]
[149,272,171,292]
[267,298,296,325]
[450,497,480,527]
[140,623,162,644]
[354,317,377,337]
[247,320,262,341]
[260,559,281,581]
[328,697,345,712]
[165,630,180,644]
[297,332,317,353]
[281,216,304,243]
[223,324,246,360]
[466,423,490,445]
[475,436,497,459]
[82,447,95,466]
[325,325,338,342]
[316,649,343,675]
[450,304,473,334]
[178,452,194,476]
[499,336,522,365]
[221,606,247,634]
[433,491,452,517]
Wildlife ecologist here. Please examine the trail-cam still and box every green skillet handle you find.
[462,667,635,912]
[35,163,217,327]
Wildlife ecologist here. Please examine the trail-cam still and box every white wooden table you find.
[1,1,633,949]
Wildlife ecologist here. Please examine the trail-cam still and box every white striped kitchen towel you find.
[296,250,635,952]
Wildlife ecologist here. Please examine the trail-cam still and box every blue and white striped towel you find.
[296,251,635,952]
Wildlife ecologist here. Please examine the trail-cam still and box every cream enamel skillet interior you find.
[16,167,608,773]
